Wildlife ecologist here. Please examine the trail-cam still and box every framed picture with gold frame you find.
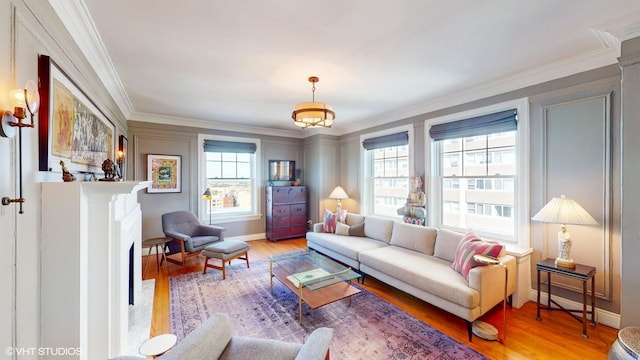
[147,154,181,193]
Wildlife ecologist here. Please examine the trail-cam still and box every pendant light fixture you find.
[292,76,335,128]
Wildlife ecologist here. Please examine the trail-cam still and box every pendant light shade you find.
[292,76,335,128]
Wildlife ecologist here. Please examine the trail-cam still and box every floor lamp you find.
[472,254,508,343]
[202,188,212,225]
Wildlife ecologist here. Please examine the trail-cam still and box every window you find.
[429,107,520,241]
[362,128,412,218]
[200,135,260,222]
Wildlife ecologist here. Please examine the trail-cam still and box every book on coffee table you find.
[286,268,333,288]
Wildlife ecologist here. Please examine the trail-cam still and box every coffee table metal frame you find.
[269,249,361,323]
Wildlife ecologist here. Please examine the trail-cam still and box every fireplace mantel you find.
[41,181,149,360]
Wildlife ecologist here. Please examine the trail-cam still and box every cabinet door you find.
[290,203,307,226]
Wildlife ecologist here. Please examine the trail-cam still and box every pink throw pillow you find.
[451,232,503,280]
[322,209,336,233]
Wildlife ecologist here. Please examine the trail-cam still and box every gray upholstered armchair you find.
[112,313,333,360]
[162,211,225,269]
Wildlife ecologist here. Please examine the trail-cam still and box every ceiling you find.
[53,1,640,136]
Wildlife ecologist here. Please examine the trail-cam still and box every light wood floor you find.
[144,238,617,359]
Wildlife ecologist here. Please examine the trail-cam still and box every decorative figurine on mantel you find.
[59,160,76,182]
[99,159,118,181]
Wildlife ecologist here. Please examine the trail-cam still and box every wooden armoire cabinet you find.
[266,185,308,241]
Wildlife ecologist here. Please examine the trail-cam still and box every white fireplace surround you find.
[41,181,149,360]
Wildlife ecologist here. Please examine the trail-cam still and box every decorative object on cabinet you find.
[38,55,115,174]
[328,186,349,212]
[531,195,598,268]
[147,154,182,193]
[202,188,213,224]
[268,159,296,182]
[295,168,303,185]
[291,76,335,128]
[1,77,40,214]
[266,186,307,241]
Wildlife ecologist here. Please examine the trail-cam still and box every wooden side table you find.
[142,237,172,276]
[536,258,596,338]
[139,334,177,358]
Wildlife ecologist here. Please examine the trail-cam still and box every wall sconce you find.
[1,80,40,214]
[116,150,125,181]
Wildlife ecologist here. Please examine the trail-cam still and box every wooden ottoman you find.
[201,240,250,279]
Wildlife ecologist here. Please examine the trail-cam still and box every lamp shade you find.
[292,102,335,128]
[291,76,335,129]
[202,188,212,200]
[328,186,348,200]
[531,195,598,225]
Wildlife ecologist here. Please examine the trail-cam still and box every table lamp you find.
[328,186,349,212]
[202,188,212,225]
[531,195,598,268]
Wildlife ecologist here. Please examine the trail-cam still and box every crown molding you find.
[48,0,134,118]
[594,10,640,42]
[129,112,305,138]
[339,41,620,136]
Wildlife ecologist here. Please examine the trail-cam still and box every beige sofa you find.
[306,213,516,341]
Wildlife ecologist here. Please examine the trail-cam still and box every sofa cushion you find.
[220,337,301,360]
[307,232,388,262]
[389,222,438,255]
[348,223,365,237]
[335,221,350,236]
[451,233,504,280]
[364,216,395,243]
[345,213,365,227]
[359,246,480,309]
[434,228,465,262]
[336,208,348,223]
[322,209,336,233]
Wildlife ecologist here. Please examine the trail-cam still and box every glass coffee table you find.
[269,249,361,323]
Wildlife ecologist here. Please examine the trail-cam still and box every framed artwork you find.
[119,135,128,180]
[38,55,115,174]
[147,154,181,193]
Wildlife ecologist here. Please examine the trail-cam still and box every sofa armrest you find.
[159,313,232,360]
[467,255,517,315]
[312,223,324,233]
[294,327,334,360]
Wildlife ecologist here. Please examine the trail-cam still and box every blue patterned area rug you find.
[169,258,487,360]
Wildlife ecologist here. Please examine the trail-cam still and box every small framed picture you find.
[147,154,181,193]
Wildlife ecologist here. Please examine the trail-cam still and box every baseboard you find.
[528,289,620,329]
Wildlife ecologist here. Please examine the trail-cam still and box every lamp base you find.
[472,320,499,341]
[555,257,576,268]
